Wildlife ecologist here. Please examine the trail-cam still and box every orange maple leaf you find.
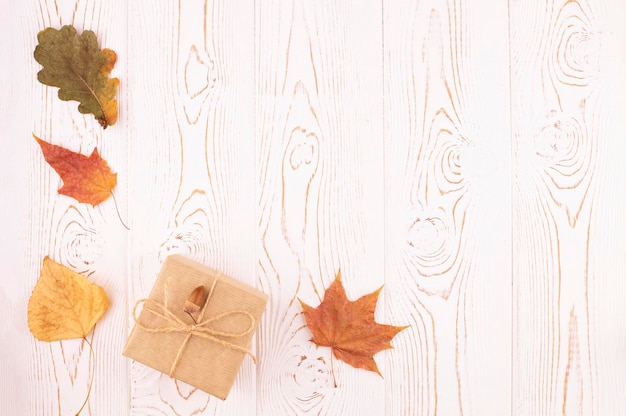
[299,271,407,377]
[34,134,117,206]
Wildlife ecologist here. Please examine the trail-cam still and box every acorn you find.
[184,286,207,322]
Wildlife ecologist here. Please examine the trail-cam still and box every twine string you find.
[132,274,257,377]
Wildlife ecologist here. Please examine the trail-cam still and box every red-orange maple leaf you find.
[299,271,407,377]
[34,134,117,206]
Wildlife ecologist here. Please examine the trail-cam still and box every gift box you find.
[123,254,268,400]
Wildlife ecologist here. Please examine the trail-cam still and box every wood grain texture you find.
[587,4,626,413]
[1,0,625,414]
[127,0,255,414]
[255,0,384,414]
[384,0,512,414]
[511,0,626,414]
[0,0,129,414]
[0,1,39,414]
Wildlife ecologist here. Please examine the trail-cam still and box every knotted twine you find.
[132,274,257,378]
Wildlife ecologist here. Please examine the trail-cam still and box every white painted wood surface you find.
[0,0,624,415]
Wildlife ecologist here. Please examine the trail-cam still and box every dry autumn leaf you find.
[299,271,407,377]
[28,257,110,341]
[34,25,119,128]
[34,134,117,206]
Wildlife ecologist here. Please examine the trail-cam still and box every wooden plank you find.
[383,0,512,414]
[255,0,384,414]
[588,4,626,413]
[126,0,255,414]
[511,0,626,414]
[0,0,129,414]
[0,2,40,414]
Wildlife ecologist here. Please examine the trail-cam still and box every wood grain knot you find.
[427,109,474,196]
[436,135,471,194]
[284,344,333,411]
[407,217,447,257]
[158,191,211,266]
[534,113,589,189]
[58,217,104,274]
[553,2,600,87]
[159,228,207,262]
[404,206,457,278]
[184,45,216,99]
[292,355,332,392]
[182,45,217,124]
[287,128,318,171]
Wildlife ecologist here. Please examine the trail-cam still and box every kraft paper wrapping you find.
[123,254,268,400]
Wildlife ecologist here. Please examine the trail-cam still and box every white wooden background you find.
[0,0,625,415]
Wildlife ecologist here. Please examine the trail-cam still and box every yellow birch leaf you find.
[27,257,110,341]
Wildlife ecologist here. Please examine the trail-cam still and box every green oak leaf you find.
[34,25,119,128]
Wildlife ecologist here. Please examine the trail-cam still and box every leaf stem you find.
[330,350,337,388]
[109,190,129,230]
[75,335,95,416]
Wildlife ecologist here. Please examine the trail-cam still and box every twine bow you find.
[132,275,257,377]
